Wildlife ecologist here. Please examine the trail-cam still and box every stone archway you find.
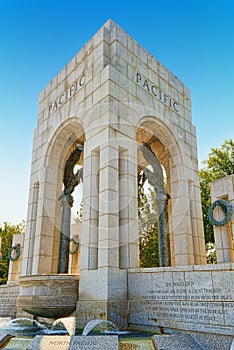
[21,118,85,276]
[136,116,206,266]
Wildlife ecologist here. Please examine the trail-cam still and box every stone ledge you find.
[128,262,233,274]
[19,274,79,282]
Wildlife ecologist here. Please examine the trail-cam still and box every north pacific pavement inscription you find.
[27,335,119,350]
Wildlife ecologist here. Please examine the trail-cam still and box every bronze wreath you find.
[69,238,79,254]
[8,246,20,261]
[208,199,232,226]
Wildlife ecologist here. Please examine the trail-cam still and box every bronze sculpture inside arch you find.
[58,143,84,273]
[138,142,170,267]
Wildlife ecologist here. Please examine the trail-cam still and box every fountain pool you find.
[0,317,156,349]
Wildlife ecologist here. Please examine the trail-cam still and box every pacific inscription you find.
[136,72,179,112]
[48,74,85,114]
[47,71,180,116]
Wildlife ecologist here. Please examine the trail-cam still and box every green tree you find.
[200,139,234,243]
[138,174,160,267]
[0,221,25,284]
[140,223,159,268]
[206,242,217,264]
[200,167,214,243]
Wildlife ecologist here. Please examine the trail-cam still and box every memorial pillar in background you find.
[58,193,73,273]
[210,176,234,263]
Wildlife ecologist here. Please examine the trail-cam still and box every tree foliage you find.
[206,242,217,264]
[200,139,234,243]
[200,168,214,243]
[0,221,25,284]
[138,174,160,267]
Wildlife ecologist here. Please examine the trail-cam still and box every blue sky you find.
[0,0,234,224]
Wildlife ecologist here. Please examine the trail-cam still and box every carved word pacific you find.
[49,74,85,114]
[136,72,179,112]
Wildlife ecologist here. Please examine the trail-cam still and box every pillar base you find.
[76,268,128,329]
[76,300,129,329]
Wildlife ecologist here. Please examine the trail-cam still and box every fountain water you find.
[52,316,76,336]
[0,317,50,337]
[82,319,119,336]
[0,316,155,350]
[10,318,49,331]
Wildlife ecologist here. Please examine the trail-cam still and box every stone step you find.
[153,334,202,350]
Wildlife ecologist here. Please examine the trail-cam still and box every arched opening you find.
[54,122,85,275]
[28,118,86,275]
[57,141,84,274]
[137,123,172,267]
[136,117,184,266]
[69,163,83,274]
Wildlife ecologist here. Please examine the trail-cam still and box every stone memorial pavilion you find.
[0,19,233,349]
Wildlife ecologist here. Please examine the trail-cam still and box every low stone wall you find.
[0,283,19,317]
[128,263,234,336]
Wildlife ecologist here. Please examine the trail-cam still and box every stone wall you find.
[128,264,234,336]
[0,283,19,317]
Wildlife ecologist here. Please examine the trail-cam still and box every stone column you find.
[77,131,137,329]
[156,193,170,267]
[119,148,129,269]
[98,144,119,269]
[29,182,40,273]
[58,193,73,273]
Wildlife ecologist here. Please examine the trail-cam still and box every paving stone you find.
[153,334,202,350]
